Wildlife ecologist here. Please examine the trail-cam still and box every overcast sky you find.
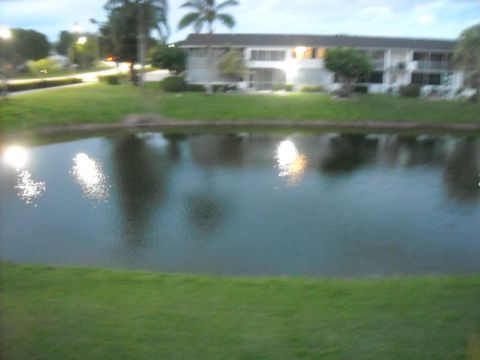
[1,0,479,43]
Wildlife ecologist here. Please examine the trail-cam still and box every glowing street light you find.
[0,27,11,40]
[77,36,87,45]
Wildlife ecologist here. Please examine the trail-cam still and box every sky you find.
[1,0,480,43]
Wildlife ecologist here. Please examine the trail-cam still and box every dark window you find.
[430,53,443,62]
[411,72,425,85]
[358,71,383,84]
[413,52,428,61]
[427,73,441,85]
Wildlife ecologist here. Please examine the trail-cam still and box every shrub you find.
[160,76,186,92]
[301,85,324,92]
[7,78,82,93]
[286,84,294,92]
[400,84,421,97]
[353,85,369,94]
[98,74,128,85]
[26,58,62,76]
[213,84,237,93]
[185,84,204,92]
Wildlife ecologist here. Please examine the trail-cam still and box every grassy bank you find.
[2,263,480,359]
[1,83,480,133]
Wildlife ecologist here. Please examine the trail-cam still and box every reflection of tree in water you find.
[320,134,377,174]
[186,191,227,237]
[443,138,480,202]
[111,134,170,249]
[185,135,238,238]
[383,135,446,167]
[189,134,244,168]
[163,133,187,161]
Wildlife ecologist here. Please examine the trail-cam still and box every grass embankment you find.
[1,83,480,133]
[2,263,480,359]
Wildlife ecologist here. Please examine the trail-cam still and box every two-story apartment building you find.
[181,33,465,93]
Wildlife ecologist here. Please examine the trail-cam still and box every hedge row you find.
[7,78,83,93]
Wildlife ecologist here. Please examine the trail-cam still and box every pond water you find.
[1,131,480,277]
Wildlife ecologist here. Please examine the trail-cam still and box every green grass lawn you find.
[1,83,479,133]
[2,263,480,359]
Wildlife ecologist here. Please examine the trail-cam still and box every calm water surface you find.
[1,131,480,277]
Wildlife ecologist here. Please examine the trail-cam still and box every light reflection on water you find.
[275,140,308,185]
[15,170,46,205]
[71,153,109,202]
[1,132,480,277]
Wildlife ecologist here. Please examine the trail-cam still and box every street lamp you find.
[69,23,82,72]
[0,27,12,40]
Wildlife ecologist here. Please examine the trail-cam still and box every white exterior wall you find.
[185,45,466,93]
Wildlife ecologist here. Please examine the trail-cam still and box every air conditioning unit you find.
[397,62,406,70]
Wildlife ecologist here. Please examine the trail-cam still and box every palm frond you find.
[216,0,239,11]
[178,12,202,30]
[216,13,235,28]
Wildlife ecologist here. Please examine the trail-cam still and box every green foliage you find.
[400,84,421,97]
[455,24,480,99]
[55,31,75,56]
[26,58,62,76]
[102,0,170,63]
[98,74,128,85]
[178,0,239,33]
[0,28,50,67]
[353,85,369,94]
[301,85,324,92]
[7,78,82,93]
[160,76,186,92]
[186,84,205,92]
[325,48,372,96]
[149,45,185,73]
[217,48,245,82]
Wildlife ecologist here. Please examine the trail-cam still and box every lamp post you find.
[69,23,82,72]
[0,26,12,97]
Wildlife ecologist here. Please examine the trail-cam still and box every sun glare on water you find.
[71,153,109,201]
[275,140,308,185]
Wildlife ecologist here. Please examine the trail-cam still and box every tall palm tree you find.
[178,0,238,33]
[106,0,170,43]
[454,24,480,101]
[105,0,169,85]
[178,0,239,93]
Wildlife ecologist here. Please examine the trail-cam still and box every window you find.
[189,48,207,57]
[413,52,428,61]
[358,71,384,84]
[251,50,285,61]
[411,72,443,85]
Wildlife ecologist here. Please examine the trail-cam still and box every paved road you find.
[6,69,171,97]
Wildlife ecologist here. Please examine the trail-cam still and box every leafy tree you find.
[149,44,185,73]
[454,24,480,101]
[217,48,245,82]
[324,47,372,97]
[178,0,239,93]
[55,31,75,56]
[0,28,50,67]
[103,0,169,62]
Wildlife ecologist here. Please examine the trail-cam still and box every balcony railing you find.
[417,61,453,70]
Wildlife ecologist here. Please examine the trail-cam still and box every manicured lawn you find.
[1,83,479,133]
[2,263,480,359]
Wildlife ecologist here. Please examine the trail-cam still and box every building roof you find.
[182,33,456,51]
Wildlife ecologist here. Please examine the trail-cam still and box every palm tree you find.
[105,0,169,85]
[454,24,480,101]
[178,0,239,93]
[178,0,238,33]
